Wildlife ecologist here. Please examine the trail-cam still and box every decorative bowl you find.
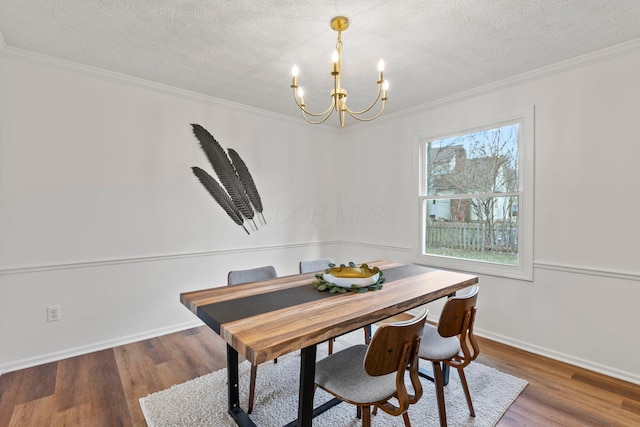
[322,264,380,288]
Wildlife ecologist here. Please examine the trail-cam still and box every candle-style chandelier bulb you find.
[290,16,388,127]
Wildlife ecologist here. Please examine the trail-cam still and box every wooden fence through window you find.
[426,221,518,254]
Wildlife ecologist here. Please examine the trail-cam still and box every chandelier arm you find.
[345,99,387,122]
[343,84,383,116]
[292,90,335,117]
[301,104,337,124]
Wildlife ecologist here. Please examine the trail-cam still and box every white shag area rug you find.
[140,331,527,427]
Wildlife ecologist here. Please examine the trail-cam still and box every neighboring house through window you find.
[418,108,534,280]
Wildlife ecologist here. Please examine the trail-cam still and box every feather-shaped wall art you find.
[190,124,266,234]
[228,148,266,225]
[191,167,250,234]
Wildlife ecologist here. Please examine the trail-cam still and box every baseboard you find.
[4,318,639,387]
[476,327,640,386]
[388,308,640,386]
[0,320,203,375]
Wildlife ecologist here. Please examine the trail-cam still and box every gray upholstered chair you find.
[314,308,428,427]
[227,265,278,414]
[298,258,371,355]
[298,258,335,274]
[418,286,480,427]
[228,265,277,286]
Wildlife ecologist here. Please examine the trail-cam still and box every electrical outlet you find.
[47,305,61,322]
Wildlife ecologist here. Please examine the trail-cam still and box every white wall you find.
[2,41,640,386]
[338,44,640,384]
[0,51,341,372]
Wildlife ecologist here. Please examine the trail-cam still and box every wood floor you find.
[1,325,639,427]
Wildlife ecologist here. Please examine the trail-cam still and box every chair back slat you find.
[364,308,427,376]
[438,286,479,338]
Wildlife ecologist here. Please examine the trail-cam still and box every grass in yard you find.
[426,247,518,265]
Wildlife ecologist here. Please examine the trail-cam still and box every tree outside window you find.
[422,124,520,265]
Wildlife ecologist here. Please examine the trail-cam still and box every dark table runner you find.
[198,264,434,333]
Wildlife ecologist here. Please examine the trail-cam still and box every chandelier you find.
[290,16,389,127]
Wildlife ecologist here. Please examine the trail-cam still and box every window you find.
[418,109,533,280]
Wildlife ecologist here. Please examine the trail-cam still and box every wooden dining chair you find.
[418,286,480,427]
[314,308,428,427]
[298,258,371,355]
[227,265,278,414]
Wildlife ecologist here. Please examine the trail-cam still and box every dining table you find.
[180,259,479,427]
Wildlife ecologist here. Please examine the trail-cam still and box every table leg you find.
[226,342,339,427]
[297,344,316,427]
[418,361,450,385]
[283,343,341,427]
[226,344,256,427]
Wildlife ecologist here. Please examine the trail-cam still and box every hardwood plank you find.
[0,362,57,427]
[59,349,131,427]
[622,398,640,416]
[179,327,228,373]
[8,395,56,427]
[476,336,640,427]
[1,326,639,426]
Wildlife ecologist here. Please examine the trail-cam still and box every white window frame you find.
[416,107,534,281]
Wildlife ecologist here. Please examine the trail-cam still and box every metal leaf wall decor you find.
[190,124,266,234]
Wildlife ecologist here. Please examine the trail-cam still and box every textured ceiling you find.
[2,1,640,124]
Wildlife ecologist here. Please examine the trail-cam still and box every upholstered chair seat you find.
[418,324,461,360]
[313,308,428,427]
[315,345,398,403]
[418,286,480,427]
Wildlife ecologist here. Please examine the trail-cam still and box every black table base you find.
[226,343,340,427]
[418,361,450,386]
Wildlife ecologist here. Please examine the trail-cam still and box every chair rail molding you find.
[0,241,340,276]
[534,261,640,282]
[338,240,413,253]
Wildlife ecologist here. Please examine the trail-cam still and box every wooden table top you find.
[180,260,478,365]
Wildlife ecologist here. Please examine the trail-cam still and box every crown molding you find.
[0,45,340,133]
[385,37,640,120]
[4,37,639,134]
